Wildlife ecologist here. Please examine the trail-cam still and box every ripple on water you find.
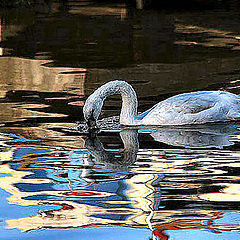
[0,3,240,238]
[0,130,239,237]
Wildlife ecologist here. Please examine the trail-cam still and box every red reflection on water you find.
[152,211,226,240]
[63,191,102,196]
[152,229,168,240]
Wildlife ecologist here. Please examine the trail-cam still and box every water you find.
[0,1,240,239]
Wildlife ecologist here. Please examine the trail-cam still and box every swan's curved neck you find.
[94,81,138,125]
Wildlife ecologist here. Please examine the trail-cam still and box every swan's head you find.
[83,94,103,128]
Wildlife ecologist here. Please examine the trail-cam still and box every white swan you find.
[83,80,240,126]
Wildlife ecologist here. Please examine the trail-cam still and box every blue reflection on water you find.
[165,229,239,240]
[0,227,151,240]
[0,131,239,240]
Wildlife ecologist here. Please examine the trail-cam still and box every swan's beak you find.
[87,114,97,130]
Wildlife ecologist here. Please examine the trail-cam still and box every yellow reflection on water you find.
[0,164,51,206]
[0,57,86,97]
[175,23,240,50]
[200,184,240,202]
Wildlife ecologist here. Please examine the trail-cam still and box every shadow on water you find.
[0,1,239,240]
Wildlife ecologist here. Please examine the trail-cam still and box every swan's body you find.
[83,80,240,126]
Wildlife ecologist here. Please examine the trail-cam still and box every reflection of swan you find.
[84,123,238,170]
[149,123,239,148]
[85,129,139,170]
[83,80,240,127]
[84,123,239,152]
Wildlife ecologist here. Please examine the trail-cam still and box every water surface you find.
[0,1,239,239]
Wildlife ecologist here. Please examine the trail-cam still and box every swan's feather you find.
[84,81,240,126]
[141,91,240,125]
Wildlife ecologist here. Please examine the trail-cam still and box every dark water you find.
[0,1,240,239]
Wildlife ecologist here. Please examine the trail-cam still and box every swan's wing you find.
[176,99,214,114]
[137,94,214,121]
[140,92,229,125]
[149,92,218,115]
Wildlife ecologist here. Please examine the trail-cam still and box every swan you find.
[83,80,240,127]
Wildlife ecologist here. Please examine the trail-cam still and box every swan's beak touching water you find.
[83,96,103,131]
[85,109,97,129]
[86,113,97,129]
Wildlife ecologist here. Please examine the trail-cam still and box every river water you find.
[0,1,239,240]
